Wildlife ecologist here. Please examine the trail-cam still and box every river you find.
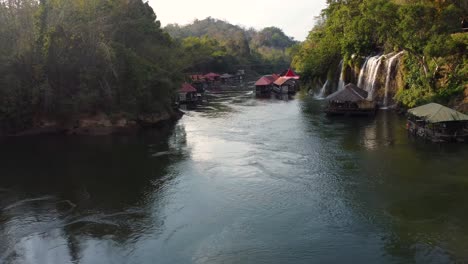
[1,91,468,264]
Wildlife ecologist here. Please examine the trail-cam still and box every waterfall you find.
[383,51,405,107]
[315,80,328,99]
[337,60,345,91]
[357,54,386,100]
[357,58,369,89]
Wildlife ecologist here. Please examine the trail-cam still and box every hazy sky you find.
[148,0,328,41]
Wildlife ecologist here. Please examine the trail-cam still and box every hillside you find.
[293,0,467,111]
[165,17,298,75]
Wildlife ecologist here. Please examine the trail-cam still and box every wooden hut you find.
[189,74,207,93]
[273,77,299,94]
[220,73,236,85]
[280,68,300,79]
[204,72,221,81]
[407,103,468,142]
[204,72,221,89]
[325,83,377,115]
[179,83,198,104]
[255,75,278,94]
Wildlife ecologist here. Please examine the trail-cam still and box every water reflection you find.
[0,123,187,263]
[300,96,468,263]
[1,93,468,263]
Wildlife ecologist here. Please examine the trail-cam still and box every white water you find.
[315,80,328,99]
[357,55,386,100]
[357,58,369,89]
[383,51,405,107]
[337,60,345,91]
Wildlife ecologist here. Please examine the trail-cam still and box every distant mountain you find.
[165,17,298,75]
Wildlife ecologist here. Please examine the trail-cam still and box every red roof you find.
[255,75,278,86]
[180,82,197,93]
[283,69,300,79]
[274,76,295,86]
[204,72,220,80]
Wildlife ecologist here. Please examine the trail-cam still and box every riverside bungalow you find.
[273,77,299,94]
[190,74,205,82]
[407,103,468,142]
[204,72,221,89]
[220,73,236,85]
[179,83,198,104]
[204,72,221,81]
[325,83,377,116]
[280,68,300,79]
[189,74,207,93]
[255,75,278,94]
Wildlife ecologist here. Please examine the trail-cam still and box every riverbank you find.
[3,109,184,137]
[2,92,468,264]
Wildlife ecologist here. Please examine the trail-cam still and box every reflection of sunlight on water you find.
[362,124,378,150]
[360,113,395,150]
[188,135,253,163]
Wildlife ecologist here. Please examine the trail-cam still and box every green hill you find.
[165,17,298,75]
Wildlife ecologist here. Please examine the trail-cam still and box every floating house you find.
[189,74,207,93]
[255,75,278,94]
[325,83,377,115]
[204,72,221,81]
[190,75,205,82]
[220,73,236,85]
[273,76,299,94]
[407,103,468,142]
[203,72,221,89]
[179,82,198,104]
[280,68,300,79]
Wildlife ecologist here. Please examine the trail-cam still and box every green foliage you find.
[165,18,297,74]
[395,54,434,107]
[0,0,182,133]
[294,0,467,108]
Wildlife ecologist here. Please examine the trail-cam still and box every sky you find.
[148,0,328,41]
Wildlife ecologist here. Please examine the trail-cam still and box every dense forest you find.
[0,2,297,135]
[165,17,298,75]
[293,0,468,109]
[3,0,466,135]
[0,0,184,134]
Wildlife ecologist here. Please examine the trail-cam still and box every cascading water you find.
[357,58,369,89]
[313,52,405,104]
[337,60,345,91]
[383,51,405,108]
[315,80,328,99]
[357,54,386,100]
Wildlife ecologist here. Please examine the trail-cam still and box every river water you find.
[1,91,468,264]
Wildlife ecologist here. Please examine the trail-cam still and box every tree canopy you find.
[0,0,182,133]
[293,0,467,108]
[165,17,298,75]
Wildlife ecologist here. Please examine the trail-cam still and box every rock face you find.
[454,86,468,114]
[8,110,183,137]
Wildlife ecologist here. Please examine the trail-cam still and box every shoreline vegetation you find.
[292,0,467,112]
[0,1,296,136]
[1,0,467,137]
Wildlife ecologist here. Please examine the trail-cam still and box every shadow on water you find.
[0,123,187,263]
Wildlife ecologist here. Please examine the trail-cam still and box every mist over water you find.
[1,91,468,264]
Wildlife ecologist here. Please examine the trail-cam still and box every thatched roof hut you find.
[326,83,368,102]
[325,84,376,115]
[408,103,468,124]
[407,103,468,142]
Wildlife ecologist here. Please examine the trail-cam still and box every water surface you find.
[1,91,468,264]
